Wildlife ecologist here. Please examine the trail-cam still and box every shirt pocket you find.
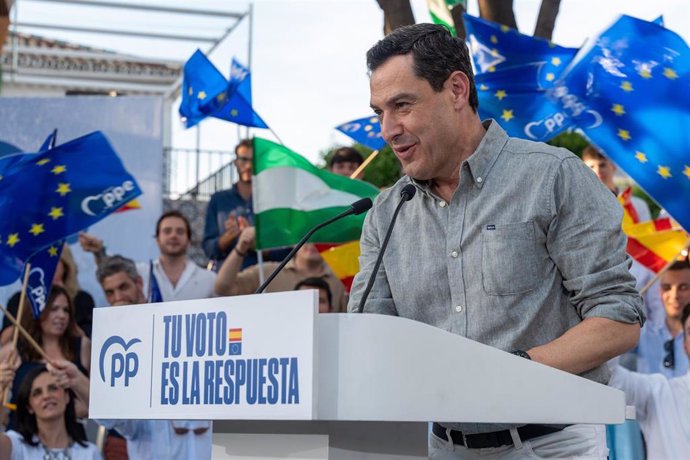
[481,221,538,296]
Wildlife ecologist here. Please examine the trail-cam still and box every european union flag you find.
[464,14,578,141]
[211,58,269,129]
[554,15,690,231]
[335,116,386,151]
[25,243,63,318]
[179,50,229,128]
[0,131,143,285]
[179,51,269,129]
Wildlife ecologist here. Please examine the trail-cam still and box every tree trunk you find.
[533,0,561,41]
[450,3,467,39]
[376,0,415,35]
[478,0,517,30]
[1,1,10,56]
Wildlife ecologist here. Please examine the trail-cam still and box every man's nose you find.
[380,114,403,143]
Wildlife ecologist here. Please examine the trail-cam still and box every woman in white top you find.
[0,362,100,460]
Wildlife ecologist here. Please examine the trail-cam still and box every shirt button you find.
[450,250,459,258]
[476,176,483,183]
[438,200,447,208]
[455,305,463,313]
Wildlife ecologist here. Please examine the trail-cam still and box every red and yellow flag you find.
[619,189,689,273]
[318,241,360,291]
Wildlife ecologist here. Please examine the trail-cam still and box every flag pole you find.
[0,303,50,363]
[639,239,690,296]
[268,127,284,146]
[10,264,31,354]
[350,150,380,179]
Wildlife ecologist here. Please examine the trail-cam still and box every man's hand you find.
[236,226,256,255]
[79,232,104,254]
[0,350,19,391]
[218,212,242,252]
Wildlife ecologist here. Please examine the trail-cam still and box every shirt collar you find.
[465,119,509,189]
[410,119,508,196]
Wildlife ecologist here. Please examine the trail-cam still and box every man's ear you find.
[447,71,471,109]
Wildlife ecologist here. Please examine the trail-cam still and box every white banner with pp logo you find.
[89,291,317,420]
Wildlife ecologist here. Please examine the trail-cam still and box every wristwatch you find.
[511,350,532,360]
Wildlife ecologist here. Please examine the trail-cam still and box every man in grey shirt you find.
[349,23,645,459]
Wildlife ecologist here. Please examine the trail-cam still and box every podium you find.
[213,312,628,459]
[90,292,630,459]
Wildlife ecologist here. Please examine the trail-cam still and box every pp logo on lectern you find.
[99,335,142,387]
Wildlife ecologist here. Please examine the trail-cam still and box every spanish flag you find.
[619,189,690,273]
[319,241,360,291]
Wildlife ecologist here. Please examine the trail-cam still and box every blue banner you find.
[464,14,578,141]
[553,15,690,231]
[0,131,143,285]
[335,116,386,151]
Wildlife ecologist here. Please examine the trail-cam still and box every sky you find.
[10,0,690,170]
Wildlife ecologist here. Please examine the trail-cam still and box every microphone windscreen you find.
[351,197,373,215]
[400,184,416,201]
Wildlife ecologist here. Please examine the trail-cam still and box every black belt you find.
[432,422,565,449]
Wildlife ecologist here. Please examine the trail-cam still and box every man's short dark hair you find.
[294,277,332,308]
[97,255,139,285]
[582,145,608,162]
[329,147,364,168]
[366,23,478,112]
[235,139,253,156]
[156,210,192,239]
[667,259,690,273]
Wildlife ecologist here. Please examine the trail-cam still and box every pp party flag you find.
[179,49,229,128]
[211,58,268,129]
[252,138,379,250]
[26,131,64,318]
[179,50,268,129]
[552,15,690,232]
[0,131,143,285]
[336,116,386,151]
[464,14,578,141]
[25,242,63,318]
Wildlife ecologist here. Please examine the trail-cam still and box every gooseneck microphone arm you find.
[255,197,373,294]
[356,184,416,313]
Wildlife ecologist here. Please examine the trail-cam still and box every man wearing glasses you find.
[202,139,256,271]
[202,139,289,271]
[637,259,690,377]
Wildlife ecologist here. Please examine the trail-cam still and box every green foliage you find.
[632,185,661,219]
[321,144,402,188]
[546,131,589,157]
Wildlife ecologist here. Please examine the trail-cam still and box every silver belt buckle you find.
[462,432,470,448]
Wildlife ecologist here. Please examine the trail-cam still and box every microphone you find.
[356,184,416,313]
[255,197,373,294]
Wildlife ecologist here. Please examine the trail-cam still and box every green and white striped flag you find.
[427,0,465,36]
[252,138,379,250]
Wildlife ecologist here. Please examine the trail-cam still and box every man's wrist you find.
[511,350,532,360]
[234,247,247,258]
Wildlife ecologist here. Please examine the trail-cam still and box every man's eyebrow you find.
[370,92,417,110]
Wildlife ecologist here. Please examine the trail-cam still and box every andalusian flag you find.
[252,138,379,250]
[427,0,465,36]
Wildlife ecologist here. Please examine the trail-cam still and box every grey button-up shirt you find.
[348,120,645,433]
